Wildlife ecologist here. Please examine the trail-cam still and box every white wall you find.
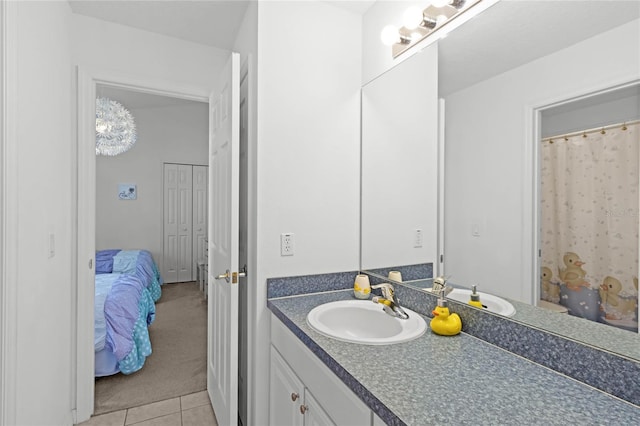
[541,90,640,138]
[72,14,228,91]
[12,1,74,424]
[253,0,362,422]
[256,1,362,281]
[95,102,208,272]
[444,19,640,302]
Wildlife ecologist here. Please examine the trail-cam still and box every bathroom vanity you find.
[267,274,640,425]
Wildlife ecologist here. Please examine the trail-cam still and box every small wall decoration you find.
[118,183,137,200]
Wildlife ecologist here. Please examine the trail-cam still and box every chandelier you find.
[95,97,137,156]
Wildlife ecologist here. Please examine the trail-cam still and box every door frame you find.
[525,78,640,307]
[74,67,210,422]
[1,1,18,424]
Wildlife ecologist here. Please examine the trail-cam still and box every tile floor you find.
[77,391,217,426]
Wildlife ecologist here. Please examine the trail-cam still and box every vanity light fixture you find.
[381,0,492,58]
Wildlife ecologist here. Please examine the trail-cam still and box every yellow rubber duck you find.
[541,266,560,303]
[430,303,462,336]
[599,276,638,320]
[558,252,588,290]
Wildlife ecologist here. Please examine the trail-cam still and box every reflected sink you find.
[306,300,427,345]
[444,288,516,317]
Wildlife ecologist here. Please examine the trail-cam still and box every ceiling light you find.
[431,0,451,7]
[403,6,424,30]
[95,97,138,156]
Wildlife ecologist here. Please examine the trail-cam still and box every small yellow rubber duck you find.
[430,300,462,336]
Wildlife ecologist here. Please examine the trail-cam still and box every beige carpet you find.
[94,282,207,414]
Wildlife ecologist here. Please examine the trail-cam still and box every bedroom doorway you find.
[75,69,213,422]
[75,64,252,424]
[92,85,210,413]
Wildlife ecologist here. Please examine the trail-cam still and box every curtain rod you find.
[542,118,640,143]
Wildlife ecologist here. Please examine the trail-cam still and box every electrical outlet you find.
[281,233,294,256]
[414,229,423,248]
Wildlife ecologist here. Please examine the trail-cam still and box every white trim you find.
[75,67,97,423]
[437,98,446,277]
[74,67,210,423]
[245,54,266,424]
[524,78,640,306]
[1,1,18,424]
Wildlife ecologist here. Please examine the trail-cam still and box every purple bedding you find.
[95,272,155,376]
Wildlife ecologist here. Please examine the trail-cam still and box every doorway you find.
[536,82,640,332]
[92,85,209,413]
[74,69,213,421]
[75,65,251,424]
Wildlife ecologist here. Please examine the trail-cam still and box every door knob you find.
[291,392,299,402]
[215,270,230,283]
[299,405,307,415]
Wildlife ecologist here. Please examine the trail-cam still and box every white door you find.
[193,165,208,278]
[163,163,194,282]
[176,165,193,281]
[208,52,241,426]
[163,163,180,282]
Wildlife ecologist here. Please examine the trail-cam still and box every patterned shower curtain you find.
[540,122,639,332]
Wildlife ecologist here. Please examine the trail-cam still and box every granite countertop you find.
[268,290,640,426]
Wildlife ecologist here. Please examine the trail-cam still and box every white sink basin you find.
[306,300,427,345]
[444,288,516,317]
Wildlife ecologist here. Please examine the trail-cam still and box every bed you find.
[96,249,163,301]
[94,273,156,376]
[94,249,163,376]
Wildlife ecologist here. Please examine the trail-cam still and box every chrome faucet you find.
[432,276,453,297]
[371,283,409,320]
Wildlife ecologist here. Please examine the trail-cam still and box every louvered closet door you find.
[163,163,194,283]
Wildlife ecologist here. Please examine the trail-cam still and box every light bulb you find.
[403,6,424,30]
[431,0,451,7]
[380,25,400,46]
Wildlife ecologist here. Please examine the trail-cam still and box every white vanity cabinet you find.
[270,314,374,426]
[270,347,334,426]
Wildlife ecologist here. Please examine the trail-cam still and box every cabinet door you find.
[303,390,336,426]
[270,347,304,426]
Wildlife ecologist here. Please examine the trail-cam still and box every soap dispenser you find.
[468,285,483,308]
[430,292,462,336]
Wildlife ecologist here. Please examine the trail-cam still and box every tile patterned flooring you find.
[77,391,217,426]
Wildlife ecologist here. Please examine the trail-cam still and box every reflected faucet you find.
[432,276,453,297]
[371,283,409,320]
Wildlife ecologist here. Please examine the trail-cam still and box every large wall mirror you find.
[361,0,640,362]
[360,44,439,279]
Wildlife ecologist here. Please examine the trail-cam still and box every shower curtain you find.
[540,121,639,332]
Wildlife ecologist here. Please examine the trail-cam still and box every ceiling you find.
[68,1,375,51]
[71,1,640,97]
[68,0,251,51]
[438,0,640,96]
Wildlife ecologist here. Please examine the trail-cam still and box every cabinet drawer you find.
[271,314,371,426]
